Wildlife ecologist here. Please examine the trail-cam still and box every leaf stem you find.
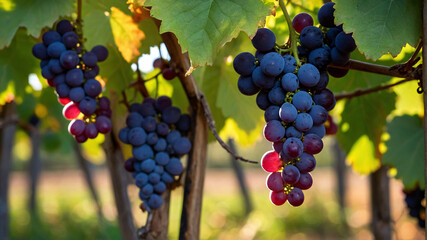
[279,0,301,67]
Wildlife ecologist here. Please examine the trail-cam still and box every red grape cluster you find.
[119,96,192,210]
[233,2,357,207]
[153,58,176,80]
[32,20,112,143]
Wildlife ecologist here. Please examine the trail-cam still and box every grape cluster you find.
[404,187,426,228]
[233,2,357,207]
[31,20,112,143]
[153,58,176,80]
[119,96,192,210]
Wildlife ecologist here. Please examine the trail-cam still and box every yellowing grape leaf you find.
[145,0,271,67]
[110,7,145,63]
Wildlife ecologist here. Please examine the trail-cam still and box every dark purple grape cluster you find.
[232,2,358,207]
[119,96,192,210]
[32,19,112,143]
[404,187,426,228]
[153,58,176,80]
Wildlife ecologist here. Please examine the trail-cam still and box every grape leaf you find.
[98,45,134,91]
[334,0,422,60]
[145,0,271,66]
[0,0,74,48]
[138,19,163,55]
[0,29,38,100]
[383,115,425,189]
[337,91,396,174]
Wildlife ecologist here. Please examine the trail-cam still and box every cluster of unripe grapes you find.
[153,58,176,80]
[233,2,355,206]
[119,96,192,210]
[32,19,112,143]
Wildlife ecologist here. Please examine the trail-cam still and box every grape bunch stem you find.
[279,0,301,67]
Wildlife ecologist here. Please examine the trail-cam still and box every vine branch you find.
[279,0,301,67]
[199,92,258,164]
[335,78,417,101]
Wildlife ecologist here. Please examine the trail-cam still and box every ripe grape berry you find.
[232,2,358,207]
[119,96,192,211]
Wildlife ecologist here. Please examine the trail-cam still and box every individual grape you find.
[62,102,80,119]
[65,68,84,87]
[288,187,304,207]
[60,50,79,69]
[162,106,181,124]
[335,32,357,53]
[263,120,286,142]
[233,52,256,76]
[79,97,97,115]
[69,87,85,102]
[308,47,330,70]
[75,134,88,143]
[314,71,329,91]
[165,157,183,175]
[135,173,148,188]
[46,79,55,87]
[153,182,167,193]
[252,67,275,89]
[260,52,285,77]
[326,27,342,47]
[237,76,259,96]
[251,28,276,52]
[118,127,130,144]
[84,65,100,79]
[272,141,284,153]
[148,172,161,185]
[292,91,313,112]
[161,172,174,184]
[173,137,192,155]
[318,2,335,28]
[282,55,297,73]
[299,26,323,50]
[162,68,176,80]
[155,152,170,166]
[147,194,163,209]
[154,165,164,175]
[139,103,157,117]
[124,157,135,172]
[91,45,109,61]
[56,19,74,35]
[285,126,302,138]
[303,134,323,155]
[56,83,70,98]
[155,96,172,112]
[40,60,49,68]
[268,86,286,105]
[41,65,54,79]
[296,153,316,173]
[325,115,338,135]
[141,159,156,173]
[279,102,298,123]
[255,50,267,62]
[297,46,309,58]
[32,43,48,60]
[264,105,280,122]
[156,122,169,136]
[133,145,154,161]
[126,112,144,128]
[82,52,98,67]
[256,90,271,110]
[47,41,66,58]
[306,124,326,138]
[84,79,102,97]
[176,114,191,132]
[282,137,304,159]
[128,127,147,146]
[68,119,86,136]
[95,116,112,134]
[313,88,336,111]
[98,96,110,110]
[281,73,299,92]
[331,47,350,66]
[42,31,61,46]
[266,172,285,192]
[58,97,71,106]
[49,59,64,74]
[142,116,157,132]
[292,13,314,33]
[297,64,320,88]
[146,132,159,145]
[153,58,167,70]
[141,184,154,195]
[270,191,287,206]
[260,150,282,172]
[282,165,301,185]
[62,31,79,49]
[295,113,313,132]
[309,105,328,125]
[327,66,349,78]
[84,123,99,139]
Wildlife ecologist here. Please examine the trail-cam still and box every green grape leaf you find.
[383,115,425,189]
[337,91,396,174]
[334,0,422,60]
[99,45,134,92]
[0,29,38,101]
[0,0,74,48]
[138,19,163,55]
[145,0,271,66]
